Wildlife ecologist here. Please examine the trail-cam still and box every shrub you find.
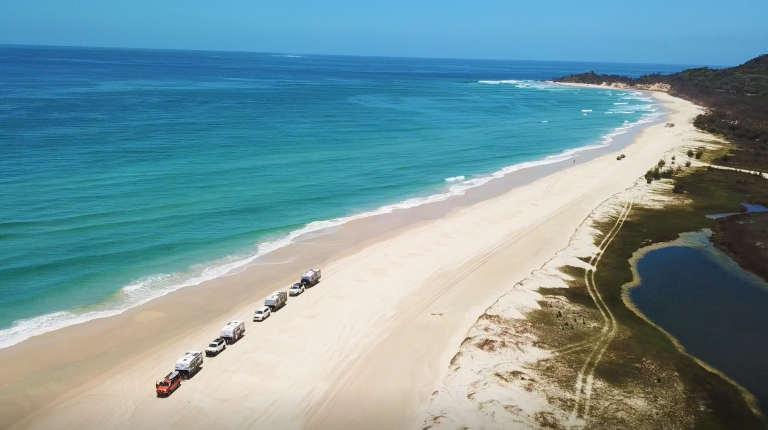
[687,149,694,157]
[658,159,666,168]
[695,148,705,159]
[673,184,685,194]
[685,160,692,167]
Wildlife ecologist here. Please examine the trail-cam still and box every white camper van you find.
[265,291,287,311]
[301,269,321,287]
[175,351,203,378]
[220,320,245,344]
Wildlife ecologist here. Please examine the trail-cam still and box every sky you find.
[1,0,767,66]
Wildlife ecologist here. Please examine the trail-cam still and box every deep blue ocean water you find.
[0,45,688,348]
[630,231,768,415]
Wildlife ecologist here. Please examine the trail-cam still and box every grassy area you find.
[591,168,768,428]
[711,211,768,282]
[523,167,768,428]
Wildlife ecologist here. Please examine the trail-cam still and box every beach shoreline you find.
[0,82,663,352]
[0,91,697,430]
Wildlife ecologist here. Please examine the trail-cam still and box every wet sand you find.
[0,90,698,430]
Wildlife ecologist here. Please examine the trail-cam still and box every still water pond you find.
[628,230,768,415]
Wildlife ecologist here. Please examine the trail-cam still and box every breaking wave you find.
[477,80,557,90]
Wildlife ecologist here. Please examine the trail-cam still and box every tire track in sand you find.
[303,181,603,430]
[568,197,632,428]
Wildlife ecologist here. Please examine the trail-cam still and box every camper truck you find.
[265,291,288,311]
[175,351,203,378]
[301,269,321,287]
[220,320,245,344]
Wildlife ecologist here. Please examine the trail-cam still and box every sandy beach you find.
[0,90,703,430]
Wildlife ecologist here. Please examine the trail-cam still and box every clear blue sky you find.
[2,0,766,66]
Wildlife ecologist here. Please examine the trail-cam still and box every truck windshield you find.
[209,343,217,347]
[159,381,170,387]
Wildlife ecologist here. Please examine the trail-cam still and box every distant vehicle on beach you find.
[289,282,305,296]
[220,321,245,344]
[205,337,226,357]
[265,291,288,311]
[156,371,182,397]
[253,306,271,322]
[155,268,321,399]
[301,269,321,287]
[175,351,203,378]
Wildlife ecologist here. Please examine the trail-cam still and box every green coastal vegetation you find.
[554,53,768,295]
[596,168,767,427]
[536,56,768,428]
[527,168,768,429]
[555,54,768,173]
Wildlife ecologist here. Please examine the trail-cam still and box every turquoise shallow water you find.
[0,46,685,348]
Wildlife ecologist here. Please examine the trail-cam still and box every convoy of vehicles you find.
[205,337,226,357]
[156,371,182,397]
[288,282,305,296]
[154,268,320,395]
[220,320,246,344]
[301,269,321,287]
[253,306,271,321]
[175,351,204,378]
[265,291,288,311]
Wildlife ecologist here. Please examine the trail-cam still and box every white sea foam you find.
[0,85,666,350]
[581,109,592,112]
[478,80,519,85]
[477,80,557,90]
[541,120,549,123]
[614,102,629,105]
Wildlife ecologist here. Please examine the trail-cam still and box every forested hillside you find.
[555,55,768,171]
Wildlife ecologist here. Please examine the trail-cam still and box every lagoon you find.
[628,231,768,415]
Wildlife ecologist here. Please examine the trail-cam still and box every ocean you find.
[0,45,689,348]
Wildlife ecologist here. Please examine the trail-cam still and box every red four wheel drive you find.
[156,371,182,397]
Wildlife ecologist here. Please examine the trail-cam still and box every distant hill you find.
[555,55,768,172]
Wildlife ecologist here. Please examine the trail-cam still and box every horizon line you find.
[0,42,733,69]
